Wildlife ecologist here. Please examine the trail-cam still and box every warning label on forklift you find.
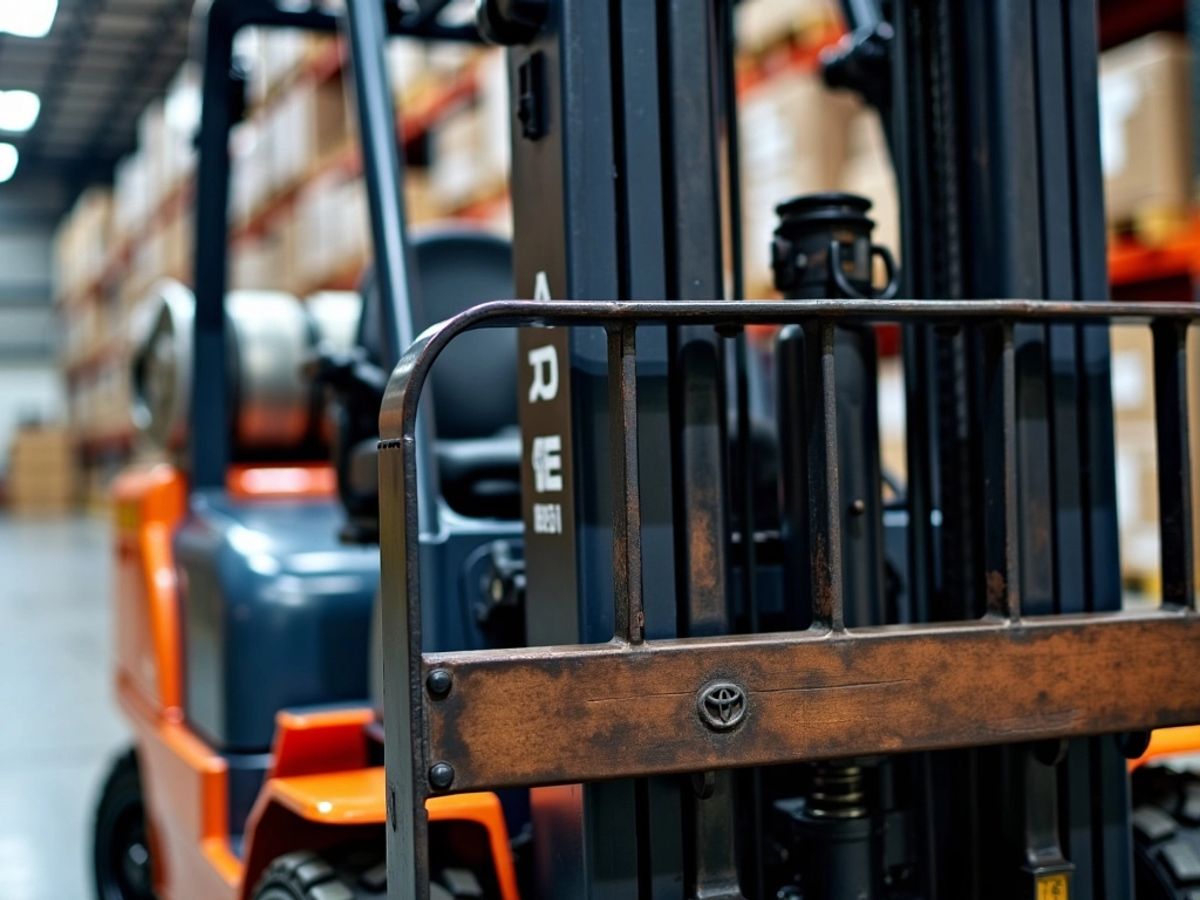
[1036,873,1069,899]
[517,269,580,639]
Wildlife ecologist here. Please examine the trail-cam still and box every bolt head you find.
[426,668,453,699]
[429,762,455,790]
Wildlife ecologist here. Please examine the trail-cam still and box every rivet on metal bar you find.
[1152,318,1196,612]
[804,320,844,632]
[608,323,645,644]
[984,320,1021,621]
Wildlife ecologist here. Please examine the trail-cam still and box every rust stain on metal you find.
[689,505,720,593]
[810,535,833,622]
[986,570,1007,613]
[422,612,1200,791]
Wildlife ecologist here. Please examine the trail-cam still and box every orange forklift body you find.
[111,463,519,899]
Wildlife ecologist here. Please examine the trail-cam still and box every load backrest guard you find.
[378,297,1200,899]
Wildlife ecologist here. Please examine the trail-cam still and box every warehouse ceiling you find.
[0,0,196,204]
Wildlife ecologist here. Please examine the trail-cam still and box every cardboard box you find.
[736,0,840,56]
[1108,325,1200,590]
[55,187,113,298]
[739,69,860,291]
[429,55,510,214]
[1100,32,1193,226]
[388,39,428,99]
[137,100,169,212]
[114,152,150,241]
[406,169,439,225]
[163,63,201,191]
[230,120,270,226]
[311,71,352,167]
[273,213,301,296]
[841,109,900,281]
[7,426,78,515]
[230,235,282,291]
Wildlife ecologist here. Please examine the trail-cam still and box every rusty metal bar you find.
[419,610,1200,791]
[1152,319,1196,611]
[983,321,1022,620]
[379,336,433,900]
[373,302,1200,382]
[804,320,845,631]
[608,323,645,644]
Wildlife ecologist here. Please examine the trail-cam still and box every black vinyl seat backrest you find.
[349,229,519,524]
[360,229,516,440]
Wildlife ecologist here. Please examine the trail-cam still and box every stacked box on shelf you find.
[736,0,841,57]
[163,64,201,192]
[238,26,313,110]
[388,38,429,101]
[1108,326,1200,594]
[841,108,900,278]
[113,151,150,245]
[739,68,859,293]
[54,187,112,302]
[6,425,77,515]
[428,50,510,215]
[232,232,287,291]
[292,172,370,294]
[230,119,271,228]
[1099,32,1194,241]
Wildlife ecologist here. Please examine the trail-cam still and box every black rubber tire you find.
[1132,766,1200,900]
[252,847,467,900]
[93,748,157,900]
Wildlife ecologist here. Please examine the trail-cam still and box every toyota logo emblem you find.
[697,681,747,732]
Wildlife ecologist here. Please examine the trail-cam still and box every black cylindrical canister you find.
[772,192,883,300]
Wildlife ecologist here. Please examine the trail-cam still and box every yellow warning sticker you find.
[1037,873,1069,900]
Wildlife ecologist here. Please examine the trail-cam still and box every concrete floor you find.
[0,514,127,900]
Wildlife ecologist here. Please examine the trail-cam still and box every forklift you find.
[94,0,1200,899]
[94,1,525,898]
[375,0,1200,899]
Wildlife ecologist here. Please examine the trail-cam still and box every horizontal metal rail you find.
[378,298,1200,897]
[423,610,1200,789]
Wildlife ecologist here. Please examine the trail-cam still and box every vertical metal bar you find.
[1190,0,1200,197]
[1034,0,1093,881]
[1065,0,1133,884]
[613,0,686,890]
[718,3,763,892]
[343,0,417,372]
[381,429,428,900]
[1153,319,1196,611]
[717,0,757,633]
[609,324,645,645]
[688,772,745,900]
[662,0,733,643]
[343,0,417,370]
[805,320,845,632]
[777,326,812,630]
[660,3,743,896]
[984,320,1022,621]
[190,5,237,490]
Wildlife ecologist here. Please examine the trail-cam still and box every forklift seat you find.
[339,229,519,533]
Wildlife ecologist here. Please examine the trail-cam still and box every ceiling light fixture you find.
[0,144,19,183]
[0,91,40,132]
[0,0,58,38]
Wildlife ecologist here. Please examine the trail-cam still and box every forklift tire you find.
[252,848,472,900]
[1132,767,1200,899]
[93,748,156,900]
